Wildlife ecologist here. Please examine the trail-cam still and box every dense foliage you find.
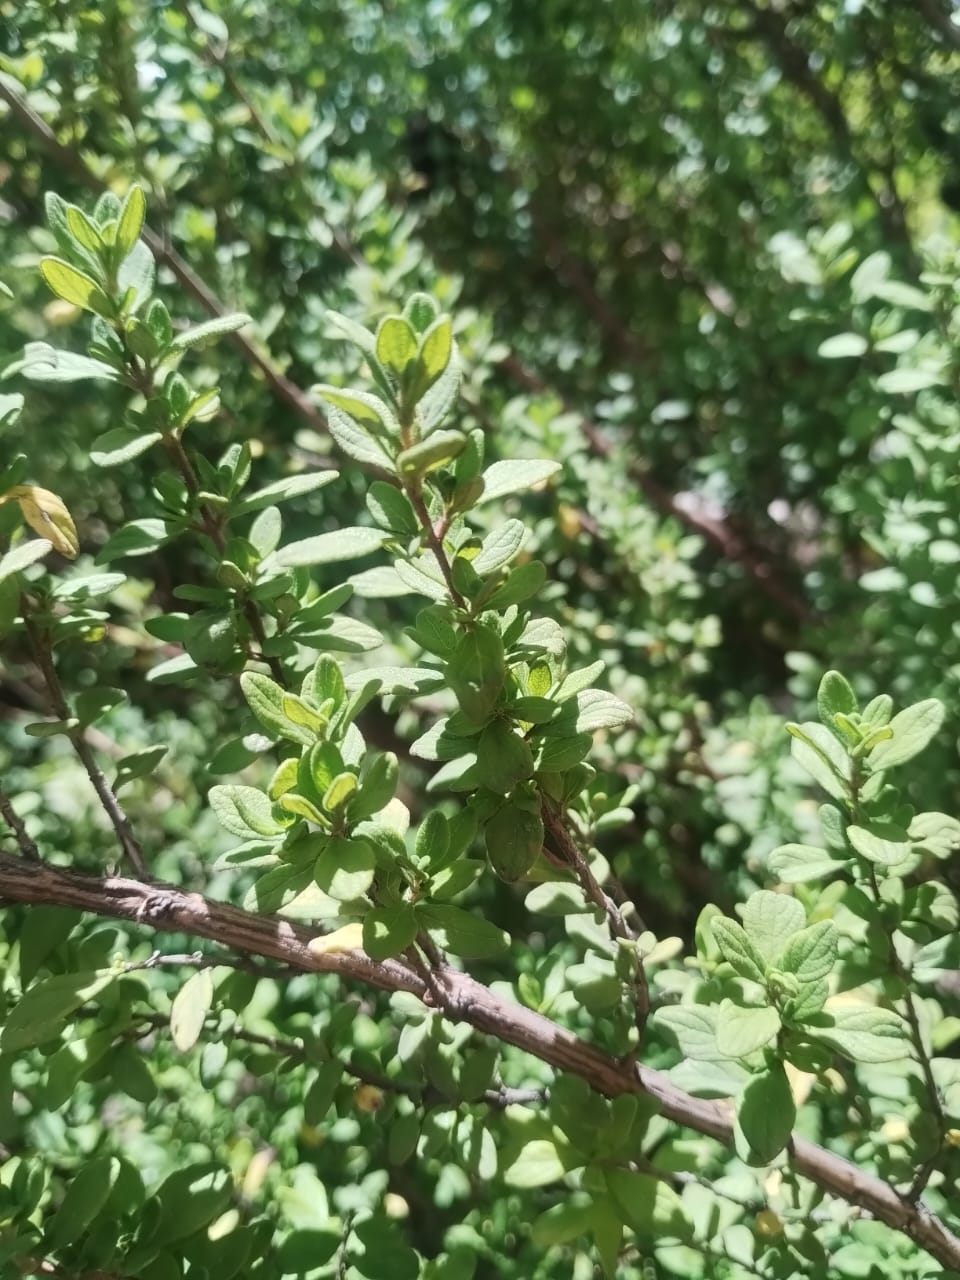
[2,2,960,1277]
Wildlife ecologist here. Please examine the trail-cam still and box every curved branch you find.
[1,854,958,1270]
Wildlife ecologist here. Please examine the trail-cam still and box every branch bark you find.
[2,853,958,1270]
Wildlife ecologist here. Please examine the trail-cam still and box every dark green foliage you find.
[2,5,960,1279]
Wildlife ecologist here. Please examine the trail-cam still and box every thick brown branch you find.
[1,854,958,1270]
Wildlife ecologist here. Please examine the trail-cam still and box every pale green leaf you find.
[170,969,214,1052]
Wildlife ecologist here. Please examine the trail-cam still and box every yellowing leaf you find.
[39,258,111,316]
[11,486,79,558]
[308,923,365,956]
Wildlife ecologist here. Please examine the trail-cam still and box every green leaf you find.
[817,333,867,358]
[530,1198,597,1248]
[604,1169,689,1241]
[0,970,116,1052]
[416,903,510,958]
[323,771,358,812]
[17,341,120,383]
[314,835,376,901]
[847,822,912,867]
[651,1005,727,1061]
[263,526,384,570]
[350,752,399,821]
[0,391,25,429]
[276,1230,341,1271]
[741,891,806,961]
[483,560,548,610]
[234,471,337,514]
[525,881,589,915]
[304,1060,343,1124]
[146,653,199,684]
[240,671,316,746]
[875,367,943,394]
[711,919,767,983]
[151,1166,232,1245]
[503,1139,568,1189]
[862,694,894,729]
[366,481,419,534]
[243,863,314,915]
[314,385,398,434]
[867,698,944,770]
[413,314,454,397]
[776,921,838,981]
[475,720,535,793]
[396,430,466,478]
[363,904,420,961]
[325,309,378,355]
[39,257,112,315]
[65,205,103,252]
[909,811,960,858]
[735,1064,795,1164]
[473,519,526,575]
[75,685,126,726]
[572,689,634,733]
[97,517,173,562]
[403,293,440,333]
[478,458,562,504]
[768,843,850,883]
[0,539,51,582]
[376,315,419,377]
[714,1002,781,1058]
[415,811,450,870]
[52,572,126,602]
[323,401,395,468]
[114,745,168,790]
[817,669,857,730]
[485,799,543,882]
[786,722,849,800]
[44,1155,120,1250]
[419,339,462,432]
[116,184,146,257]
[209,784,287,838]
[170,969,214,1052]
[394,556,448,601]
[170,313,252,351]
[117,239,155,308]
[810,1006,909,1063]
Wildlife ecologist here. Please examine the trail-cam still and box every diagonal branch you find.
[1,852,958,1270]
[499,354,814,624]
[0,785,41,861]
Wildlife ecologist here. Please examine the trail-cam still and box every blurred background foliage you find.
[2,1,960,1275]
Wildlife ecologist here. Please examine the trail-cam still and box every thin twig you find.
[123,948,294,980]
[541,801,639,941]
[22,613,148,878]
[0,785,41,861]
[405,484,465,608]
